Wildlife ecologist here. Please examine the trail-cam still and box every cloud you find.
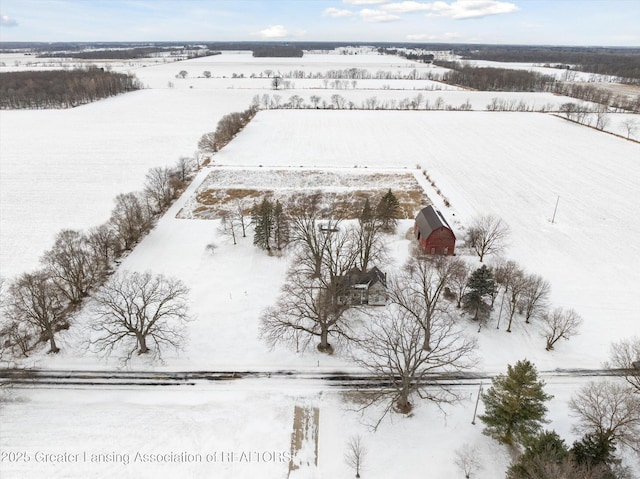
[382,0,518,19]
[1,13,18,27]
[343,0,389,5]
[406,32,462,40]
[382,1,433,13]
[323,7,354,18]
[254,25,289,38]
[360,8,400,22]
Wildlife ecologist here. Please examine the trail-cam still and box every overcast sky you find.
[0,0,638,46]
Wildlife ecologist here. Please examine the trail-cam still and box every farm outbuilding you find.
[414,205,456,255]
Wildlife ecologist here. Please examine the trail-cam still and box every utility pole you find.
[471,382,483,425]
[551,195,560,224]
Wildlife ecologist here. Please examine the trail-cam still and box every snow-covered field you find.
[0,376,591,479]
[2,51,640,479]
[465,59,620,82]
[35,109,636,374]
[2,52,611,279]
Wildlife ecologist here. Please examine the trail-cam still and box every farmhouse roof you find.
[341,266,387,289]
[415,205,454,238]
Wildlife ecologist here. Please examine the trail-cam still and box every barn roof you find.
[415,205,455,238]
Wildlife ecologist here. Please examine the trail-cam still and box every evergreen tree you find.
[507,431,569,479]
[376,189,401,232]
[271,200,289,251]
[463,265,497,321]
[360,198,375,226]
[480,359,552,446]
[571,432,617,472]
[252,198,274,250]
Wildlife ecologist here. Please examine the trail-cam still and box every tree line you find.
[436,61,640,113]
[0,155,199,362]
[252,46,303,58]
[37,47,219,60]
[0,68,142,109]
[247,92,560,113]
[459,46,640,83]
[198,105,258,155]
[438,62,553,92]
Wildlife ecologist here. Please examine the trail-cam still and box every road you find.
[0,367,628,389]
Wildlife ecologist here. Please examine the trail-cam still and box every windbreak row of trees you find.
[198,106,258,155]
[249,92,562,113]
[0,155,199,361]
[0,68,142,109]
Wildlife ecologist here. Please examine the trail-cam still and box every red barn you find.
[414,205,456,255]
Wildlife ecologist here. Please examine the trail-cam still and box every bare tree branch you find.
[90,271,191,363]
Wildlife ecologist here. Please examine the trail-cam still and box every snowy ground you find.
[2,51,640,479]
[1,51,609,279]
[24,110,639,377]
[0,376,607,479]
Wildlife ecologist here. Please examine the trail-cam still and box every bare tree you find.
[520,274,551,323]
[41,229,104,304]
[493,259,526,331]
[144,166,175,213]
[354,198,386,272]
[7,271,68,354]
[607,337,640,393]
[310,95,321,108]
[218,209,239,245]
[353,306,476,426]
[388,256,458,351]
[109,192,152,252]
[0,277,33,360]
[271,76,282,90]
[331,94,347,109]
[569,380,640,453]
[620,118,637,139]
[505,268,528,333]
[449,259,470,308]
[454,444,482,478]
[0,318,33,359]
[91,271,190,361]
[234,199,249,238]
[260,226,357,354]
[466,215,510,262]
[288,193,334,278]
[198,131,217,154]
[540,308,582,351]
[344,435,366,478]
[594,106,610,131]
[86,223,118,271]
[174,156,194,182]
